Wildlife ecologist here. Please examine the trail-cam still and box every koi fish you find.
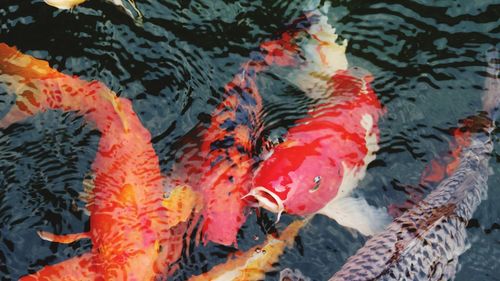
[388,117,478,217]
[167,12,327,246]
[0,43,200,280]
[330,49,499,281]
[43,0,143,24]
[165,54,266,247]
[44,0,86,9]
[188,220,306,281]
[247,12,390,235]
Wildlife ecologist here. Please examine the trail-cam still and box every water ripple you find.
[0,1,498,280]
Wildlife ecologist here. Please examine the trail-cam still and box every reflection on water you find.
[0,1,498,280]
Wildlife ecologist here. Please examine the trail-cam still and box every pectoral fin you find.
[317,196,391,236]
[110,0,143,25]
[162,185,202,227]
[37,231,91,244]
[78,173,95,216]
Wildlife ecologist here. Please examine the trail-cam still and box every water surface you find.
[0,1,499,280]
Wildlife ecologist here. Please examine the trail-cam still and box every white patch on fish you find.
[317,113,389,236]
[287,11,349,99]
[361,113,379,166]
[44,0,86,9]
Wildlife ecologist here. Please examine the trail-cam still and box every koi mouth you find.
[243,186,285,222]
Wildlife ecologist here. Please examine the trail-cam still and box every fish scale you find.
[330,117,493,281]
[331,136,491,281]
[330,47,498,280]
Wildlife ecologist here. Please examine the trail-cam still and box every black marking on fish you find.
[210,135,235,151]
[220,119,237,131]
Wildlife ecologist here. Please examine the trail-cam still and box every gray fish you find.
[330,49,499,281]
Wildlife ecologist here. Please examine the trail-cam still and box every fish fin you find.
[280,268,311,281]
[19,252,94,280]
[109,0,143,25]
[317,196,391,236]
[189,220,305,281]
[162,185,203,228]
[43,0,87,10]
[286,11,348,99]
[78,172,95,216]
[37,231,91,244]
[483,48,499,119]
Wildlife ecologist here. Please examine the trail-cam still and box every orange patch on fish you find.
[0,43,196,280]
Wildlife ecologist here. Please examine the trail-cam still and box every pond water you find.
[0,1,499,280]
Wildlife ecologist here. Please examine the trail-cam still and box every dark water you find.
[0,0,499,280]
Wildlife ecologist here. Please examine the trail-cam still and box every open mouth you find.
[242,187,285,222]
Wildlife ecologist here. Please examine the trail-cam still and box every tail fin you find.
[43,0,86,10]
[285,9,348,99]
[482,48,499,120]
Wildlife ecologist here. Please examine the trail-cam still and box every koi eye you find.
[309,176,321,193]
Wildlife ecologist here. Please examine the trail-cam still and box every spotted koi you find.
[0,43,200,280]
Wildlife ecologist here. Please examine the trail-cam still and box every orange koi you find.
[188,220,305,281]
[0,43,199,280]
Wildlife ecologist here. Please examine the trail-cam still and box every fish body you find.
[0,43,197,280]
[167,12,329,246]
[248,10,389,235]
[166,58,267,246]
[252,69,382,218]
[196,61,264,246]
[188,220,305,281]
[330,50,499,281]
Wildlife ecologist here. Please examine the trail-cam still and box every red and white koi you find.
[248,11,390,235]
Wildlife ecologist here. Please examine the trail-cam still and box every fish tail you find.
[258,8,347,71]
[482,48,500,120]
[265,9,348,98]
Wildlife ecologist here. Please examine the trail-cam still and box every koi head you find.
[248,140,343,219]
